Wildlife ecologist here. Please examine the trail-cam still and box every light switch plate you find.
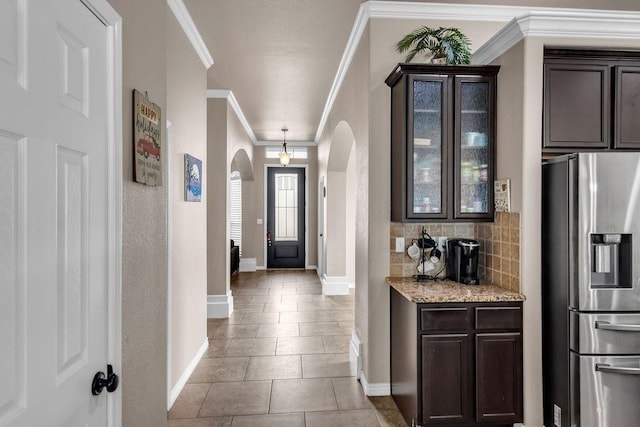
[494,179,511,212]
[395,237,405,253]
[257,218,263,225]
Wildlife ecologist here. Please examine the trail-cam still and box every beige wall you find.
[345,144,357,286]
[389,0,640,9]
[105,0,168,425]
[207,98,229,296]
[166,13,208,390]
[326,171,347,276]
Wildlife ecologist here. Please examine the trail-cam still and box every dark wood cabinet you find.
[543,49,640,152]
[422,334,473,424]
[390,288,523,427]
[386,64,499,222]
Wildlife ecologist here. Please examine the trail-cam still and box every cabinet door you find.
[614,66,640,149]
[421,334,473,424]
[407,76,450,220]
[476,333,523,423]
[454,76,494,220]
[543,63,610,150]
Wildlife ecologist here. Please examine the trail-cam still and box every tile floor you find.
[168,270,407,427]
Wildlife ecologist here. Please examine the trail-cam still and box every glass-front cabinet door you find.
[407,76,449,219]
[454,76,494,220]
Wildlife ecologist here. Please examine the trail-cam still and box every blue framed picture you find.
[185,154,202,202]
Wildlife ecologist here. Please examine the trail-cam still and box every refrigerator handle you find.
[595,321,640,332]
[596,364,640,375]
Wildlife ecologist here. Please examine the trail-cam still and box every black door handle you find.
[92,364,119,395]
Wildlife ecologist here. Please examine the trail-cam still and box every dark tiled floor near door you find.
[168,270,407,427]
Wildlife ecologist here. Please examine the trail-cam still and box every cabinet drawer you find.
[420,307,470,331]
[475,306,522,331]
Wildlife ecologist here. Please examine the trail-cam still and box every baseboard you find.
[239,257,256,272]
[168,337,208,409]
[256,265,266,270]
[321,274,350,295]
[306,265,318,270]
[349,331,362,379]
[207,292,234,318]
[360,371,391,396]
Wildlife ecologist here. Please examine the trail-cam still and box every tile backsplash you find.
[389,212,521,293]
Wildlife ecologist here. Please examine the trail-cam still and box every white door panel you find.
[0,0,113,426]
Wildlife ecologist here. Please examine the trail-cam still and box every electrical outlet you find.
[395,237,405,253]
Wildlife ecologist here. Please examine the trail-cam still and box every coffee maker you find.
[446,238,480,285]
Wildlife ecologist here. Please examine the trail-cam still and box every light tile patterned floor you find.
[168,270,407,427]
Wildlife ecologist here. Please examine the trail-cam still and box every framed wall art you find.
[133,89,162,186]
[185,154,202,202]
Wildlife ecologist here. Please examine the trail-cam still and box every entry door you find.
[0,1,116,426]
[267,167,305,268]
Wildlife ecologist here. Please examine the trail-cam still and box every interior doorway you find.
[266,166,306,268]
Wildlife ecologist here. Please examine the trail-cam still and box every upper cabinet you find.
[543,49,640,152]
[386,64,499,222]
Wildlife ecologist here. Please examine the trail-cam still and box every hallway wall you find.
[166,11,208,394]
[106,0,168,425]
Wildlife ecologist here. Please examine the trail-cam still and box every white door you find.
[0,0,118,426]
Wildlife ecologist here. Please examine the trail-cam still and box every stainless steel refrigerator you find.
[542,153,640,427]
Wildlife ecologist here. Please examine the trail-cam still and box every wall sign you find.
[133,89,162,186]
[184,154,202,202]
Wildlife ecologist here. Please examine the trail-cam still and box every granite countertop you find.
[386,276,526,303]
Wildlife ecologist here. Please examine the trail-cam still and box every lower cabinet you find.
[390,288,523,427]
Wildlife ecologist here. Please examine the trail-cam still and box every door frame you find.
[78,0,123,424]
[263,163,309,269]
[318,175,326,277]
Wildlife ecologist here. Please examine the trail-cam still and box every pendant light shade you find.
[279,127,291,167]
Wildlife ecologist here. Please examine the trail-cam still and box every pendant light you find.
[279,127,291,167]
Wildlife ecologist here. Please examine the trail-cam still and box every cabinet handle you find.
[595,321,640,332]
[596,363,640,375]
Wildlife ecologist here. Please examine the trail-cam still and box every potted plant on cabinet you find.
[395,26,472,64]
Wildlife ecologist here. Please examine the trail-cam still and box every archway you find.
[322,121,356,295]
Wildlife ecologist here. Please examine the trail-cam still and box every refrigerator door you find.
[573,152,640,311]
[570,311,640,354]
[571,353,640,427]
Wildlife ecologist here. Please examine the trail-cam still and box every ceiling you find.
[185,0,364,143]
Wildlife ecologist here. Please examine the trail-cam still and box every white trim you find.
[349,331,362,379]
[348,282,355,289]
[263,164,310,270]
[239,257,257,272]
[472,10,640,65]
[166,120,173,409]
[306,265,318,270]
[256,265,266,271]
[321,274,350,295]
[207,292,234,318]
[167,0,214,69]
[255,140,317,147]
[359,371,391,397]
[168,337,209,410]
[79,0,123,425]
[207,89,257,144]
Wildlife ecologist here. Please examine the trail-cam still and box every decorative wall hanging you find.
[184,154,202,202]
[133,89,162,186]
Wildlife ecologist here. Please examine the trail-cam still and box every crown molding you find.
[167,0,214,69]
[367,1,530,22]
[472,10,640,65]
[207,89,257,144]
